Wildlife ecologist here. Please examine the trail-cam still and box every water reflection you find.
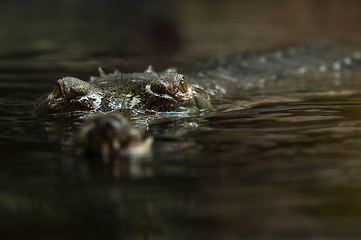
[4,91,361,239]
[3,80,361,239]
[2,0,361,239]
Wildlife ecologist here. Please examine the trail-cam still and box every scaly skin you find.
[34,43,361,115]
[34,71,212,115]
[180,43,361,98]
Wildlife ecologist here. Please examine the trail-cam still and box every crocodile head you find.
[34,77,104,114]
[34,72,212,115]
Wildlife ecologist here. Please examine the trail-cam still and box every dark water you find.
[2,0,361,239]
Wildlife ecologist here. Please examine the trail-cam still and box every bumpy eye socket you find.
[52,84,62,98]
[179,78,188,93]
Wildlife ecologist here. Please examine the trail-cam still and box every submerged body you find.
[181,43,361,97]
[34,43,361,115]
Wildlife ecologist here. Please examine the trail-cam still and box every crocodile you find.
[34,43,361,115]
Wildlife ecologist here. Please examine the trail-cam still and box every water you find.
[2,0,361,239]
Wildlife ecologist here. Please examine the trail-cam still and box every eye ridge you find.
[52,83,63,99]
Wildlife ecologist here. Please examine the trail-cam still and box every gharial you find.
[34,43,361,116]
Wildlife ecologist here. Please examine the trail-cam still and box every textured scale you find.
[180,43,361,97]
[34,43,361,114]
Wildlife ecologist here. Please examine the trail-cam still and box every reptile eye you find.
[179,78,188,93]
[52,83,62,99]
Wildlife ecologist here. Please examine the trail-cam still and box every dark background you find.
[2,1,361,239]
[1,0,361,75]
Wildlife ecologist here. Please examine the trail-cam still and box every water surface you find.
[2,0,361,239]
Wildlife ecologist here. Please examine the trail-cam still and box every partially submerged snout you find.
[78,112,152,161]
